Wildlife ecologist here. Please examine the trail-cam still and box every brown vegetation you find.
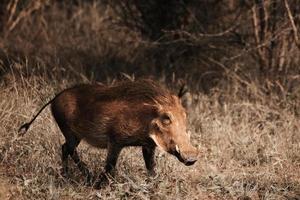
[0,0,300,199]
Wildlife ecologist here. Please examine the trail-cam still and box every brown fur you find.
[19,79,198,188]
[52,80,174,146]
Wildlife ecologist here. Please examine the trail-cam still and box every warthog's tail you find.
[18,97,56,136]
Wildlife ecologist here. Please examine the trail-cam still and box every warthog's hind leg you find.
[94,143,122,189]
[69,144,93,184]
[60,128,92,184]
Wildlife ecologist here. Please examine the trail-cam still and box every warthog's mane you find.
[96,79,175,106]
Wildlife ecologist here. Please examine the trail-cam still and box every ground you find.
[0,74,300,199]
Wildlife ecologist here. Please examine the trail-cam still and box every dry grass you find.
[1,2,300,200]
[1,65,299,200]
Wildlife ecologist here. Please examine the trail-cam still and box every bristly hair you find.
[96,79,175,105]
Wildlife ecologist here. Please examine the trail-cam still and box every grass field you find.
[1,1,300,200]
[1,66,299,199]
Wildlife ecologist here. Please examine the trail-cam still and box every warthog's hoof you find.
[60,168,69,179]
[93,173,109,189]
[148,170,157,177]
[84,172,95,186]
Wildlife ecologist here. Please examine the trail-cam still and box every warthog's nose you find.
[184,157,197,166]
[173,145,199,166]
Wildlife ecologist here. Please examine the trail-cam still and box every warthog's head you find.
[149,89,198,166]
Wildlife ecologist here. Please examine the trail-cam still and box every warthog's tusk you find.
[187,130,191,139]
[175,145,180,154]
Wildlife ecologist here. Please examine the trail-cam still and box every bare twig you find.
[284,0,300,49]
[251,3,268,73]
[6,0,19,27]
[4,0,47,33]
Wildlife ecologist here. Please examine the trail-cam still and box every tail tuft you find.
[18,123,31,136]
[17,96,55,136]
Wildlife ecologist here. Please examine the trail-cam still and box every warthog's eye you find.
[161,113,171,125]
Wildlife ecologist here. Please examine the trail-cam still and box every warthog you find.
[19,79,198,188]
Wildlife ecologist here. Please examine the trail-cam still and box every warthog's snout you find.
[184,157,198,166]
[174,145,198,166]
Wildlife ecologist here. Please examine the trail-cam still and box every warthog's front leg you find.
[69,149,93,184]
[142,145,156,176]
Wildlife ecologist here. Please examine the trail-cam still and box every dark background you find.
[1,0,299,94]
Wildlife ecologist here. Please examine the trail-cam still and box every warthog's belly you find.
[83,134,109,148]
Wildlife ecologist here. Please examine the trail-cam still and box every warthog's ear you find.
[177,83,192,108]
[178,83,188,98]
